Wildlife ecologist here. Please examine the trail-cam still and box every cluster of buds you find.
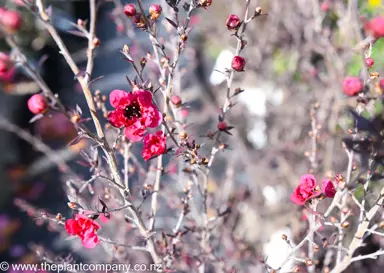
[231,56,246,72]
[149,4,162,20]
[0,7,22,33]
[27,94,48,115]
[226,15,241,31]
[0,52,15,83]
[93,89,108,118]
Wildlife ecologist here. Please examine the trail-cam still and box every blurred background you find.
[0,0,384,272]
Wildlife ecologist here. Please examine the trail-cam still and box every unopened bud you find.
[93,37,101,47]
[149,4,162,20]
[179,131,188,140]
[71,114,81,123]
[56,213,62,221]
[199,0,212,8]
[123,44,130,54]
[255,7,262,15]
[341,221,350,228]
[281,234,288,240]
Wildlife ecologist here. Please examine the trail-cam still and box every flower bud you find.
[255,7,262,15]
[149,4,162,20]
[320,1,329,12]
[0,52,15,83]
[0,9,22,33]
[199,0,212,8]
[231,56,246,72]
[179,131,188,140]
[342,76,363,96]
[27,94,48,115]
[365,16,384,39]
[217,121,228,131]
[124,4,137,17]
[71,114,81,123]
[341,221,350,228]
[171,95,182,107]
[226,14,241,31]
[365,57,374,68]
[133,14,146,28]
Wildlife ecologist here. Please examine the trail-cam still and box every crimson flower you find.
[342,76,363,96]
[65,214,101,248]
[322,179,336,198]
[142,131,167,161]
[108,89,162,142]
[290,174,321,205]
[365,16,384,39]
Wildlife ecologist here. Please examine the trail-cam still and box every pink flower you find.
[0,9,22,32]
[231,56,246,72]
[27,94,48,115]
[149,4,162,20]
[322,179,336,198]
[290,174,321,205]
[365,57,374,68]
[124,4,137,17]
[108,89,162,142]
[342,76,363,96]
[0,52,15,82]
[365,16,384,39]
[142,131,167,161]
[65,214,101,248]
[226,14,241,31]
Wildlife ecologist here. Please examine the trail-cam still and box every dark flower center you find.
[124,103,141,119]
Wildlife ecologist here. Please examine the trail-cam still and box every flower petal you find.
[64,219,78,235]
[108,109,126,128]
[109,89,130,108]
[124,126,145,142]
[136,90,153,107]
[81,233,99,248]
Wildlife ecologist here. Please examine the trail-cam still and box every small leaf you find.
[76,104,82,115]
[66,30,87,38]
[88,75,104,86]
[166,18,178,29]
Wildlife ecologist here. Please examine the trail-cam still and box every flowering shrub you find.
[1,0,384,273]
